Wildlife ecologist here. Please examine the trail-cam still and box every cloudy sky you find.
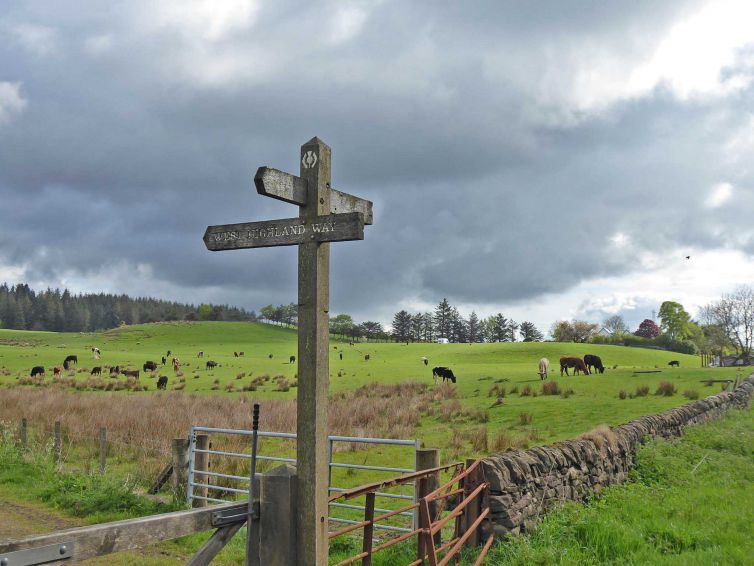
[1,0,754,333]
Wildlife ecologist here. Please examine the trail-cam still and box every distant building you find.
[436,337,449,344]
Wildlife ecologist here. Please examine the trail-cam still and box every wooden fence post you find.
[193,434,210,508]
[20,417,27,449]
[416,448,441,562]
[259,464,298,566]
[462,458,482,548]
[54,421,61,466]
[99,428,107,474]
[172,438,190,496]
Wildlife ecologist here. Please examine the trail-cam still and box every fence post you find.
[54,420,61,466]
[259,463,298,566]
[462,458,481,548]
[416,448,440,561]
[172,438,190,496]
[193,433,210,508]
[99,428,107,474]
[20,417,27,449]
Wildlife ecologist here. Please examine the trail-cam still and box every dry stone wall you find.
[481,376,754,538]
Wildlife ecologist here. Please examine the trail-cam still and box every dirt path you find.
[0,492,194,565]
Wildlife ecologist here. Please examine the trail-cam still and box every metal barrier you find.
[186,426,419,532]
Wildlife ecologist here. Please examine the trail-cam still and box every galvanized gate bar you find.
[0,542,74,566]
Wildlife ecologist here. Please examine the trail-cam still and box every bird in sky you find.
[685,255,691,260]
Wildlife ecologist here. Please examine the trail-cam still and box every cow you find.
[166,350,172,357]
[432,366,456,384]
[560,357,590,376]
[143,361,158,373]
[668,360,680,367]
[91,347,101,359]
[30,366,45,378]
[421,357,429,366]
[90,367,102,376]
[234,352,238,358]
[583,354,605,374]
[197,351,204,358]
[63,360,70,371]
[161,356,166,365]
[364,354,370,361]
[290,355,296,364]
[122,369,140,379]
[239,352,244,357]
[206,360,218,370]
[64,355,78,366]
[538,358,550,380]
[53,366,63,377]
[339,352,343,360]
[110,365,120,375]
[268,354,273,359]
[157,375,168,390]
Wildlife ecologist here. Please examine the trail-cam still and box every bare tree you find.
[602,314,629,335]
[702,285,754,356]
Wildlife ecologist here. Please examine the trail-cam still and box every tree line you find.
[0,283,256,332]
[391,298,543,343]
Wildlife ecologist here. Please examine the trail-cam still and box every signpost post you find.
[203,137,372,565]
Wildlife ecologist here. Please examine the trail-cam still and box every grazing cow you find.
[206,360,218,370]
[91,367,102,376]
[234,352,238,357]
[421,357,429,366]
[668,360,680,367]
[166,350,171,357]
[339,352,343,360]
[197,351,204,358]
[30,366,45,378]
[64,355,78,366]
[91,347,101,359]
[123,369,140,379]
[560,357,590,376]
[268,354,273,359]
[432,366,456,384]
[290,356,296,364]
[110,365,120,376]
[53,366,63,377]
[364,354,370,361]
[63,360,70,371]
[157,375,168,390]
[583,355,605,374]
[161,356,166,365]
[538,358,550,380]
[143,361,158,373]
[239,352,244,357]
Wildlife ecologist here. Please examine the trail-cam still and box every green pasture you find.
[0,321,744,450]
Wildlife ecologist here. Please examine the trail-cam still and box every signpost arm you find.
[297,137,332,565]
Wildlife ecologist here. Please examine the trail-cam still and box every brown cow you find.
[560,357,589,376]
[122,369,140,379]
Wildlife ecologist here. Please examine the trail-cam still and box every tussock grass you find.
[541,381,560,396]
[655,381,676,397]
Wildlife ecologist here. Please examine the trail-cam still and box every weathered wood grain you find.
[254,167,307,206]
[0,502,248,563]
[203,212,364,251]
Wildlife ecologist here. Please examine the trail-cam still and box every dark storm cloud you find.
[0,0,753,322]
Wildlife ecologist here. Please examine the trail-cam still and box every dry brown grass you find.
[635,385,650,397]
[579,424,618,452]
[655,381,676,397]
[519,412,533,425]
[541,381,560,395]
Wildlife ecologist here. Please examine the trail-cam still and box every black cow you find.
[583,355,605,374]
[668,360,680,367]
[339,352,343,360]
[30,366,45,377]
[268,354,273,359]
[110,365,120,375]
[206,360,218,370]
[64,355,78,366]
[63,360,70,371]
[166,350,171,357]
[143,361,158,372]
[290,356,296,364]
[197,351,204,358]
[161,356,166,365]
[432,366,456,383]
[91,367,102,376]
[157,375,168,390]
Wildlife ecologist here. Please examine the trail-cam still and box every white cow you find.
[538,357,550,380]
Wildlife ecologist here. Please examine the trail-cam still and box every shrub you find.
[542,381,560,396]
[635,385,650,397]
[520,385,533,397]
[488,384,506,398]
[519,412,532,425]
[236,372,245,380]
[655,381,676,396]
[683,389,699,400]
[618,390,628,400]
[509,386,518,394]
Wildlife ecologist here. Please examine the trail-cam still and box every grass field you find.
[0,321,742,451]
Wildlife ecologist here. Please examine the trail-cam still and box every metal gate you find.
[186,426,419,532]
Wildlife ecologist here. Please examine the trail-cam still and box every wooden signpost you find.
[204,137,372,565]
